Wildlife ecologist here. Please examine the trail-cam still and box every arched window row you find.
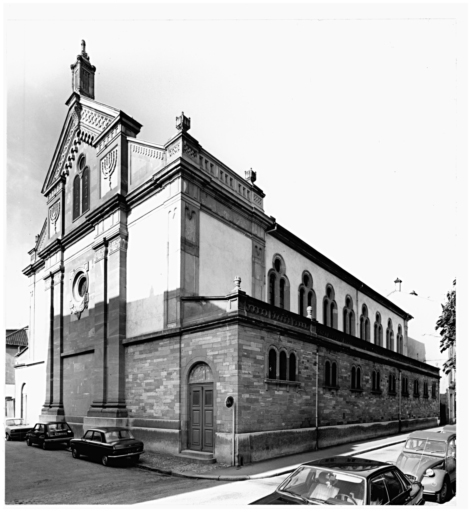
[386,319,394,351]
[268,255,290,311]
[374,313,383,347]
[267,347,297,382]
[371,370,381,392]
[397,325,404,355]
[298,271,316,319]
[343,295,355,336]
[401,376,409,397]
[350,365,362,390]
[323,284,338,328]
[359,304,370,342]
[73,155,90,221]
[324,359,338,388]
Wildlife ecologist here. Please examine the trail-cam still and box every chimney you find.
[394,277,402,292]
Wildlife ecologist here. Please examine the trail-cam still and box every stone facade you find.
[21,43,440,465]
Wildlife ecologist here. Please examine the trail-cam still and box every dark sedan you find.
[251,456,424,505]
[25,421,74,449]
[69,427,144,466]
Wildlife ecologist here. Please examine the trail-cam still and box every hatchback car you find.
[395,430,456,503]
[251,456,424,505]
[25,421,74,449]
[69,427,144,466]
[5,418,33,441]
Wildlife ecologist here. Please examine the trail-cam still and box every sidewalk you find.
[137,426,442,481]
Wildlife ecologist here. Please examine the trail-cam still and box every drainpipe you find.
[315,348,319,450]
[398,369,402,434]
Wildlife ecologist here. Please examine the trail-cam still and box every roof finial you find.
[81,39,89,60]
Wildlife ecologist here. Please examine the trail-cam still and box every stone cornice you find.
[22,259,46,277]
[267,223,414,322]
[37,238,62,261]
[84,193,128,227]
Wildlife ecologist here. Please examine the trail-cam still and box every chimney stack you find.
[394,277,402,292]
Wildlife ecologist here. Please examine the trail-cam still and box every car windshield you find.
[405,438,447,455]
[6,419,24,426]
[104,430,135,442]
[278,465,366,505]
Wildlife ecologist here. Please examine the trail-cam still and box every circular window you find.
[78,155,86,171]
[73,272,88,302]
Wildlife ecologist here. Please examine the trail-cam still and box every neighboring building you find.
[5,327,28,417]
[21,43,440,464]
[407,336,426,363]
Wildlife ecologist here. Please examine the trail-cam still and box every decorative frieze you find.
[168,142,181,158]
[131,144,164,159]
[183,141,198,159]
[98,126,120,152]
[81,108,113,131]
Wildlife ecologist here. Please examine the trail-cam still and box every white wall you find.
[265,234,407,348]
[199,211,252,296]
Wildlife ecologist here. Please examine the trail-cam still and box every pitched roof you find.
[6,327,29,347]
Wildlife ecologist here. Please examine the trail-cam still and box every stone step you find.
[177,450,217,464]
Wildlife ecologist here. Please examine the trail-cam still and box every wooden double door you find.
[189,383,214,452]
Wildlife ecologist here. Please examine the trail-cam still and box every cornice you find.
[37,238,63,261]
[22,259,46,277]
[84,193,128,227]
[94,111,142,146]
[267,223,413,321]
[60,218,95,250]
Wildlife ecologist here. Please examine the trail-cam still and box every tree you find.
[435,279,456,376]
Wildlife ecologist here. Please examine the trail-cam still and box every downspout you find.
[398,369,402,434]
[315,348,319,450]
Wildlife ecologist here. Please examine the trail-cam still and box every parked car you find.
[69,427,144,466]
[395,430,456,503]
[251,456,424,505]
[441,424,456,434]
[5,418,33,441]
[25,421,74,449]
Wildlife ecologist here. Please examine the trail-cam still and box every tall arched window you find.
[374,312,383,346]
[268,348,277,379]
[298,272,316,318]
[279,351,287,380]
[343,296,355,335]
[289,353,296,381]
[267,255,289,310]
[351,365,362,390]
[372,370,381,392]
[386,319,394,351]
[360,304,370,341]
[388,373,397,394]
[269,273,276,306]
[323,285,338,328]
[325,360,338,387]
[73,155,90,221]
[397,325,404,355]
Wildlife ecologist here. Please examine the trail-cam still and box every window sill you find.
[388,391,397,396]
[350,388,363,393]
[264,378,300,388]
[323,385,340,391]
[413,393,420,398]
[401,393,410,398]
[371,389,382,395]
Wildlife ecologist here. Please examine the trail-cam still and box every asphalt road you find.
[4,440,224,505]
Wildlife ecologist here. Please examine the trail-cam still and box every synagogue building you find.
[18,43,440,465]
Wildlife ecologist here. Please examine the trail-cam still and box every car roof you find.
[85,427,130,433]
[301,456,393,477]
[441,425,456,433]
[408,430,455,441]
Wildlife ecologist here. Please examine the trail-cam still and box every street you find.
[4,441,224,505]
[5,439,456,506]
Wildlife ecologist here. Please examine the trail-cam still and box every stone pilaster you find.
[41,267,65,419]
[252,239,265,300]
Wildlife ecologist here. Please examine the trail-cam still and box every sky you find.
[3,1,467,358]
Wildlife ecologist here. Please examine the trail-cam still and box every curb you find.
[136,438,407,482]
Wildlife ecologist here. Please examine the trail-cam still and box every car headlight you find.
[424,469,435,477]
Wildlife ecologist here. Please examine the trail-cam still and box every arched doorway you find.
[188,363,214,452]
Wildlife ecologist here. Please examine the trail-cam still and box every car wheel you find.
[102,455,110,467]
[72,448,80,459]
[437,478,450,504]
[5,433,10,441]
[42,440,48,450]
[26,437,32,446]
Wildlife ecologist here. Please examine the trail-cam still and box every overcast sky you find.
[3,2,467,335]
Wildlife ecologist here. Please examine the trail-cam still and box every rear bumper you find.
[108,450,144,459]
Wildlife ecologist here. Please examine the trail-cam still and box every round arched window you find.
[73,272,88,302]
[189,363,213,384]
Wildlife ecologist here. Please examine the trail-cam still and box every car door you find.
[445,436,456,483]
[91,431,106,459]
[80,430,95,457]
[382,470,411,505]
[369,475,390,505]
[34,424,46,445]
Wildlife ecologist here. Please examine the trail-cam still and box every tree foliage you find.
[435,279,456,375]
